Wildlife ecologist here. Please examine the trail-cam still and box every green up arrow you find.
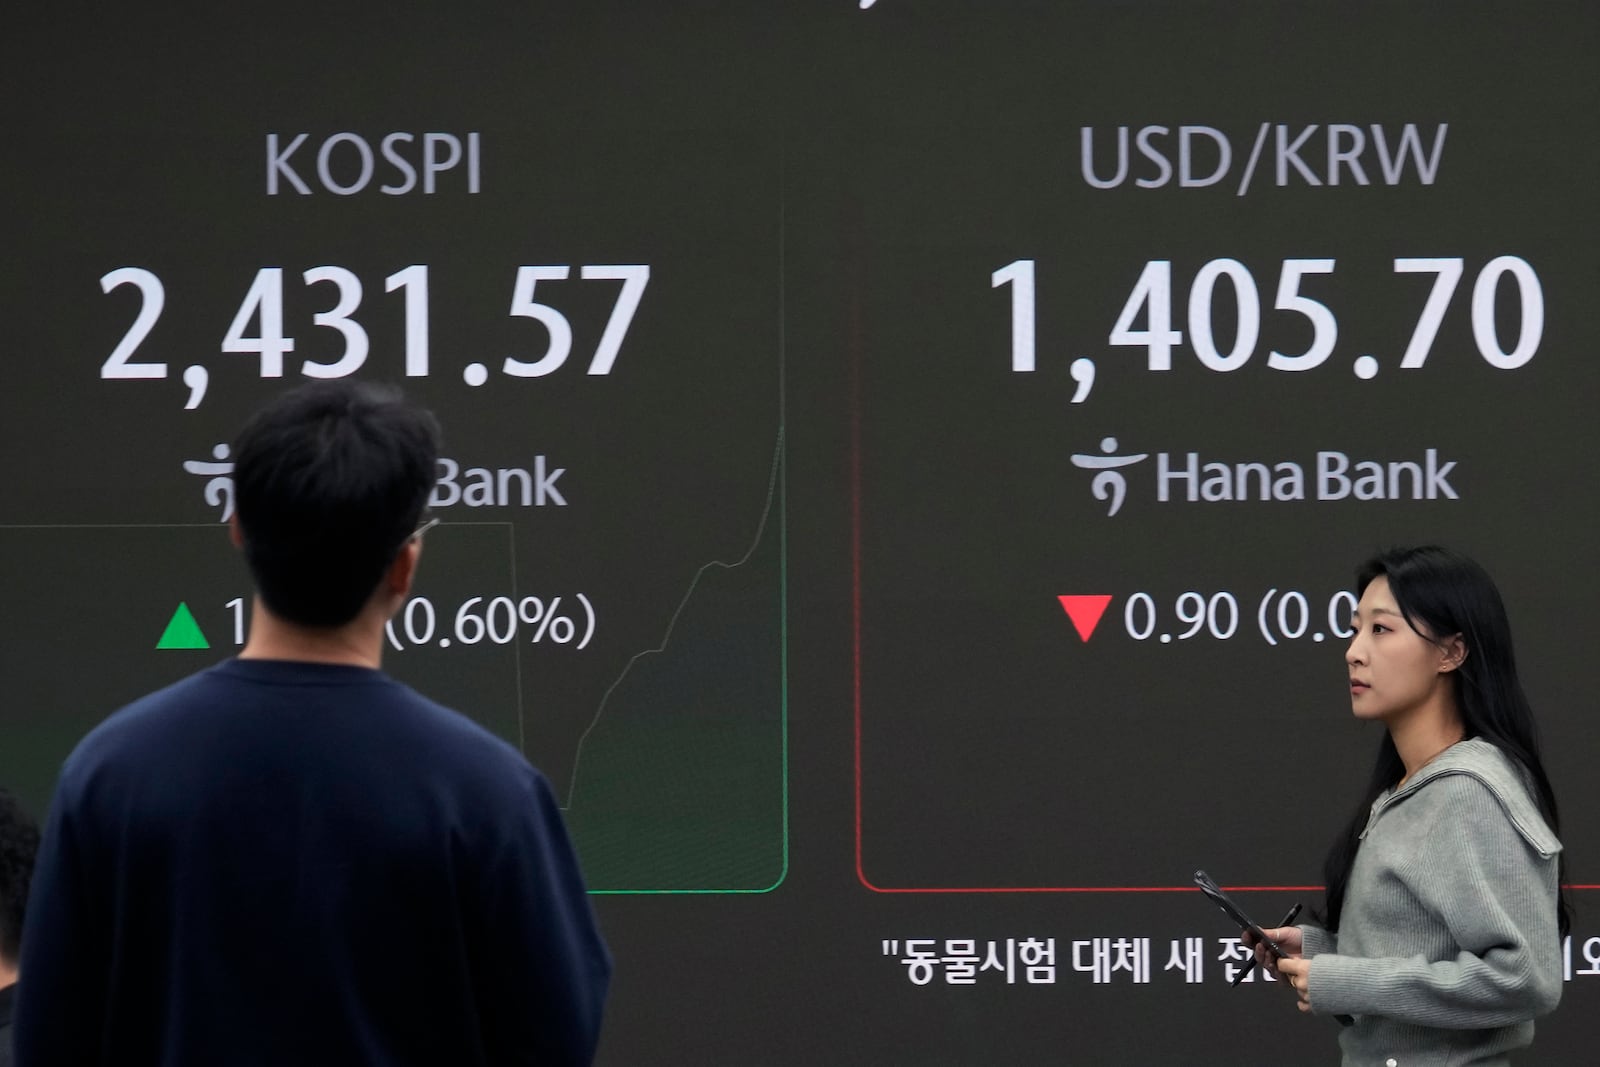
[157,602,210,650]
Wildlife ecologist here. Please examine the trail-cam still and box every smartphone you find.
[1192,869,1286,958]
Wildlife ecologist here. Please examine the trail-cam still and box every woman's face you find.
[1345,576,1461,723]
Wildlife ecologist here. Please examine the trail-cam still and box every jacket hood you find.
[1383,737,1561,858]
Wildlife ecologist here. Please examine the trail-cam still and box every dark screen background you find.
[2,2,1596,1063]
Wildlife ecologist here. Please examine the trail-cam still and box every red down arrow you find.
[1058,595,1113,642]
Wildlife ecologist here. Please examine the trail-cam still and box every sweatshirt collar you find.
[1363,738,1560,857]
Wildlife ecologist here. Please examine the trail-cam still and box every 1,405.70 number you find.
[994,256,1541,375]
[99,263,650,382]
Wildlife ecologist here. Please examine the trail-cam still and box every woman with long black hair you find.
[1253,546,1566,1065]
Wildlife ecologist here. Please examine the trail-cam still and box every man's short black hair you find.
[0,788,40,965]
[233,381,440,627]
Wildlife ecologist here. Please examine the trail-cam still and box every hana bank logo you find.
[183,445,569,521]
[184,444,237,521]
[1071,438,1461,517]
[1070,437,1147,517]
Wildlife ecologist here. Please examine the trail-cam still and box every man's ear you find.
[387,538,422,597]
[228,513,244,549]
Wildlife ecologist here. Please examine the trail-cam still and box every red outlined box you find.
[847,321,1595,897]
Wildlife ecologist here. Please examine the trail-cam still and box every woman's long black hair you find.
[1320,546,1570,937]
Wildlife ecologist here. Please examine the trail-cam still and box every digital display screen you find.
[4,3,1596,1062]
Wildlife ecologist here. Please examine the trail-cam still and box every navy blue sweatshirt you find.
[15,659,610,1065]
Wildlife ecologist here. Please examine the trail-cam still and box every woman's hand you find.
[1246,926,1313,1012]
[1242,924,1303,979]
[1276,956,1313,1012]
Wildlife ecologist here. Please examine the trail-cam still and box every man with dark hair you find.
[0,789,40,1067]
[15,382,611,1065]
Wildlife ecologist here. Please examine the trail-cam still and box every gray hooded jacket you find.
[1300,738,1562,1066]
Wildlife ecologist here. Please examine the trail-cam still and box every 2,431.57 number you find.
[99,263,650,382]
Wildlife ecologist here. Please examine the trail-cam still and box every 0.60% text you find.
[383,594,596,652]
